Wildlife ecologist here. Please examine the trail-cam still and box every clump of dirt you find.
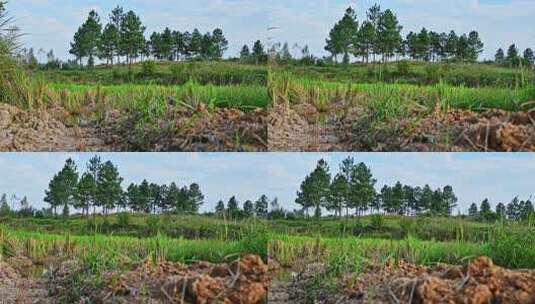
[404,107,535,152]
[0,102,267,152]
[267,101,535,152]
[0,259,51,304]
[334,257,535,304]
[102,104,268,152]
[0,103,110,151]
[268,102,354,151]
[49,255,269,303]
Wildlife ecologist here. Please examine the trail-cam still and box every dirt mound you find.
[336,257,535,304]
[0,103,110,151]
[407,108,535,152]
[77,255,269,304]
[267,101,535,152]
[0,102,267,152]
[104,104,268,152]
[268,102,351,151]
[0,260,51,304]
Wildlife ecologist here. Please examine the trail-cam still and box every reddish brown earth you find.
[0,104,109,151]
[0,259,51,304]
[267,102,535,152]
[106,103,267,152]
[1,255,269,304]
[0,103,267,152]
[277,256,535,304]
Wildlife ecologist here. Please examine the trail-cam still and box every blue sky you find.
[7,0,534,61]
[0,153,534,214]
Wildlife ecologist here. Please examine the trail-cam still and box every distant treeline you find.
[67,6,268,67]
[0,157,277,220]
[294,157,535,223]
[270,3,534,67]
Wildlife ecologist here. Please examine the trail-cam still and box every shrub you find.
[141,60,157,77]
[396,60,410,76]
[117,212,131,228]
[370,214,385,231]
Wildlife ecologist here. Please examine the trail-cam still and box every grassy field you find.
[279,61,534,89]
[1,213,268,241]
[268,215,534,242]
[5,60,269,112]
[271,71,535,116]
[35,61,267,86]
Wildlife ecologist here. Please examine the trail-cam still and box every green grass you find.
[270,228,535,271]
[35,60,267,86]
[275,74,535,114]
[0,228,264,264]
[48,81,269,110]
[0,213,268,242]
[280,61,534,89]
[268,215,533,243]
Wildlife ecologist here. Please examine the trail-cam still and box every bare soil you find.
[1,255,269,304]
[0,258,51,304]
[0,103,267,152]
[277,256,535,304]
[0,104,109,151]
[50,255,269,304]
[267,102,535,152]
[105,103,267,152]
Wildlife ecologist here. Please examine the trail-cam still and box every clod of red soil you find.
[336,257,535,304]
[89,255,269,303]
[404,107,535,152]
[267,100,535,152]
[0,103,109,151]
[0,262,20,288]
[103,105,268,152]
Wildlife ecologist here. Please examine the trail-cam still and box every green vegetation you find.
[36,61,267,86]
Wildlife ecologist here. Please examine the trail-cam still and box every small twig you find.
[180,273,188,304]
[387,286,400,304]
[456,275,471,291]
[408,279,417,304]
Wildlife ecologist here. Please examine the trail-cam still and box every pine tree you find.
[325,7,359,62]
[480,199,495,221]
[349,162,376,216]
[99,23,119,64]
[355,21,375,63]
[254,194,269,218]
[376,9,402,62]
[468,203,478,218]
[523,48,534,66]
[0,193,11,216]
[496,203,506,220]
[227,196,240,219]
[120,10,146,64]
[444,31,458,59]
[186,183,204,213]
[210,28,228,59]
[215,200,225,218]
[44,159,78,216]
[506,44,519,66]
[96,161,123,214]
[240,44,250,61]
[243,200,254,217]
[75,172,96,216]
[466,31,483,62]
[495,48,505,64]
[252,40,266,64]
[327,174,348,217]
